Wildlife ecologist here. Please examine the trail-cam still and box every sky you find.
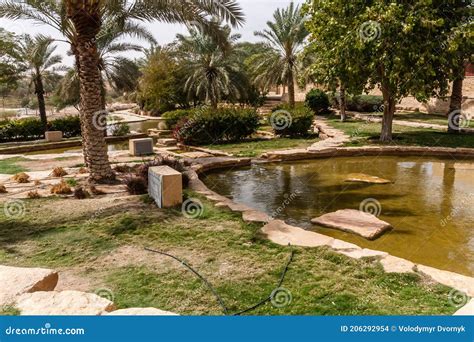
[0,0,305,66]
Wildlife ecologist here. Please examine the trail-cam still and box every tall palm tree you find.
[0,0,244,183]
[176,25,245,108]
[251,2,308,108]
[16,34,63,130]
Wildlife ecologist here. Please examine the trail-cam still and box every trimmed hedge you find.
[174,107,259,145]
[270,104,314,137]
[329,93,384,112]
[305,89,331,115]
[0,116,81,142]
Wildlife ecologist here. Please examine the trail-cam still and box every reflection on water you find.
[203,156,474,276]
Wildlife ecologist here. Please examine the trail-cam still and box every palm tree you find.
[176,25,245,108]
[251,2,308,108]
[0,0,244,183]
[16,34,63,130]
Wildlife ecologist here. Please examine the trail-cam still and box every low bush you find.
[328,93,384,112]
[270,104,314,137]
[0,184,7,193]
[162,109,192,129]
[73,186,90,199]
[305,89,331,115]
[49,116,81,138]
[110,122,130,137]
[124,175,148,195]
[0,116,81,142]
[27,190,41,199]
[174,107,259,145]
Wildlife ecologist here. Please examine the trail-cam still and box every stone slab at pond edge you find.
[106,308,179,316]
[0,265,58,306]
[311,209,393,240]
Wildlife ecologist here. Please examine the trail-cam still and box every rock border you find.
[185,148,474,316]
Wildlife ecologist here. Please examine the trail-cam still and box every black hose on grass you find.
[145,246,295,316]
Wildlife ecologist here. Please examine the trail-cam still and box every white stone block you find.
[148,166,182,208]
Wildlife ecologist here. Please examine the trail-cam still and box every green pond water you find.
[203,156,474,276]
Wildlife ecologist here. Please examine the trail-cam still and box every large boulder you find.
[15,291,115,315]
[345,173,392,184]
[107,308,179,316]
[0,265,58,306]
[311,209,392,240]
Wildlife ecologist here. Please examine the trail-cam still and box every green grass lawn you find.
[0,157,29,174]
[0,194,457,315]
[327,117,474,148]
[205,136,319,157]
[360,112,474,128]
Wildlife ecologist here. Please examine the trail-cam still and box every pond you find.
[203,156,474,276]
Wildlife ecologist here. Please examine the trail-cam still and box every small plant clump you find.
[124,176,148,195]
[74,186,90,199]
[34,180,41,186]
[0,184,7,193]
[78,167,88,174]
[65,178,78,187]
[51,181,72,195]
[12,172,30,184]
[27,190,41,199]
[114,164,133,173]
[51,167,68,177]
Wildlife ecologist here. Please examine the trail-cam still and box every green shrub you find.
[49,116,81,138]
[110,122,131,137]
[175,107,259,145]
[162,109,192,129]
[305,89,330,115]
[0,116,82,142]
[329,93,384,112]
[270,104,314,137]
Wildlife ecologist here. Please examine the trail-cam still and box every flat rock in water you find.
[345,173,392,184]
[311,209,392,240]
[0,265,58,306]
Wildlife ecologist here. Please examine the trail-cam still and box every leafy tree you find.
[250,2,308,108]
[138,47,186,114]
[0,28,23,109]
[0,0,245,182]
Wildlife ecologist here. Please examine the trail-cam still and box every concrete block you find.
[148,166,182,208]
[45,131,63,142]
[129,138,154,156]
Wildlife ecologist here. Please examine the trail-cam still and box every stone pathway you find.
[308,118,351,151]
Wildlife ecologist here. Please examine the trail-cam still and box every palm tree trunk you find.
[34,71,48,131]
[287,69,296,109]
[67,2,114,183]
[73,51,89,168]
